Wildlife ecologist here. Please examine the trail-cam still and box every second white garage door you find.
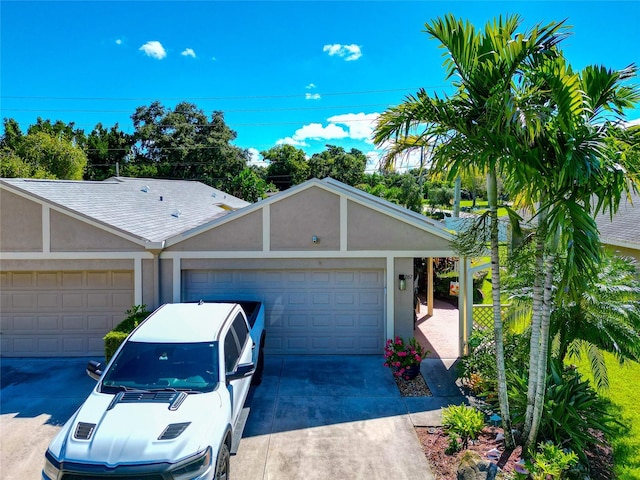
[182,269,385,355]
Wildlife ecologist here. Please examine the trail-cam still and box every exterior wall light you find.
[398,274,407,291]
[312,236,319,244]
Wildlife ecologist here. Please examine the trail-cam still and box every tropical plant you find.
[442,404,485,451]
[383,336,427,378]
[374,14,568,448]
[526,442,578,480]
[508,360,617,464]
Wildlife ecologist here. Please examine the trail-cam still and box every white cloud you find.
[139,41,166,60]
[181,48,196,58]
[323,43,362,61]
[211,56,217,61]
[624,118,640,127]
[306,83,316,89]
[276,137,308,147]
[328,112,380,143]
[305,93,321,100]
[115,38,123,45]
[247,148,268,167]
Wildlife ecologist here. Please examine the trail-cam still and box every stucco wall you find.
[160,258,174,305]
[347,201,451,251]
[393,257,415,340]
[270,187,340,250]
[50,211,142,252]
[0,189,43,252]
[141,258,156,309]
[0,259,134,271]
[166,210,262,251]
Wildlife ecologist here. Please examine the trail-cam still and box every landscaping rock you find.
[457,450,498,480]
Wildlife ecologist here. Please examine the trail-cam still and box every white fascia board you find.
[0,251,154,260]
[1,184,150,247]
[601,237,640,251]
[159,249,456,260]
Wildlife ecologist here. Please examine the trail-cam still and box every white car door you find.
[223,313,253,425]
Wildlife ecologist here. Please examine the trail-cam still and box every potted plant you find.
[383,336,428,380]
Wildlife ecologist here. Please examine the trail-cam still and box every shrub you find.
[526,442,578,480]
[508,360,618,464]
[104,305,149,361]
[442,404,485,450]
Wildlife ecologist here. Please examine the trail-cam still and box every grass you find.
[572,353,640,478]
[459,199,509,218]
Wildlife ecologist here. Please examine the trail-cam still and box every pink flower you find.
[393,361,401,367]
[415,354,422,362]
[398,351,407,357]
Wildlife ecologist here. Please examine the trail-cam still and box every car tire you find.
[215,443,230,480]
[251,335,265,386]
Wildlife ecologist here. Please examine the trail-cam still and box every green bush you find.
[442,404,485,450]
[104,305,149,361]
[526,442,578,480]
[509,360,617,464]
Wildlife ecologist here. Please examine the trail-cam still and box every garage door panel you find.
[183,268,384,355]
[1,270,134,357]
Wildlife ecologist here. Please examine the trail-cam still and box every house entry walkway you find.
[415,297,460,361]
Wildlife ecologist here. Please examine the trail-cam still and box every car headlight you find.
[170,446,212,480]
[42,454,60,480]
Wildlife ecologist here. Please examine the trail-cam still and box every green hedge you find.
[104,305,150,362]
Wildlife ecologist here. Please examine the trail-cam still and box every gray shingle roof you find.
[1,177,250,243]
[595,190,640,249]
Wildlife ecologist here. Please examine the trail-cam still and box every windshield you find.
[101,341,219,393]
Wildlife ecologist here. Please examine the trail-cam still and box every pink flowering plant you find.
[383,336,428,378]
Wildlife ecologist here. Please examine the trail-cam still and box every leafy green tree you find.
[0,147,53,178]
[27,117,86,149]
[85,123,134,180]
[230,168,275,203]
[1,118,24,150]
[130,101,248,191]
[16,130,87,179]
[374,14,566,448]
[308,145,366,186]
[262,144,309,190]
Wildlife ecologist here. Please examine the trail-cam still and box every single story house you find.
[1,176,476,358]
[594,189,640,265]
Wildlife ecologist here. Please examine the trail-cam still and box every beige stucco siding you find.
[50,210,143,252]
[347,201,451,251]
[270,187,340,250]
[393,257,415,340]
[166,210,262,251]
[0,189,43,252]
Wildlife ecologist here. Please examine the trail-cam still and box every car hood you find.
[49,388,224,467]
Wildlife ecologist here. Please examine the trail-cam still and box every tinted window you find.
[224,330,240,373]
[231,313,249,349]
[101,341,219,393]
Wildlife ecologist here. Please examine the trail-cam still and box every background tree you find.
[308,145,366,186]
[11,130,87,179]
[85,123,134,180]
[262,144,309,190]
[230,167,275,203]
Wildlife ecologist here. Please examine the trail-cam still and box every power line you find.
[0,86,446,102]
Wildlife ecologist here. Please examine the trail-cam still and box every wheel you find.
[251,335,265,386]
[214,443,230,480]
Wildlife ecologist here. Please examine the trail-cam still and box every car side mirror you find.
[226,362,255,382]
[86,360,103,381]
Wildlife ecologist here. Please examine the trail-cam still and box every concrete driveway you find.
[232,355,465,480]
[1,355,465,480]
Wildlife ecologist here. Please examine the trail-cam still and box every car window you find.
[231,313,249,349]
[101,341,219,393]
[223,329,240,373]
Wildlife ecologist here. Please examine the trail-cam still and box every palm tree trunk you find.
[526,227,558,450]
[522,209,547,441]
[487,168,515,449]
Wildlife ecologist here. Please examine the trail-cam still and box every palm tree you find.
[374,14,567,449]
[506,56,640,448]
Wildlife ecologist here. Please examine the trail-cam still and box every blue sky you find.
[2,1,640,170]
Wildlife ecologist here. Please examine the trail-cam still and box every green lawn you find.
[459,200,509,218]
[572,353,640,478]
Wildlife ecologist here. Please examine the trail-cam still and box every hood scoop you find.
[158,422,191,440]
[107,391,188,411]
[74,422,96,440]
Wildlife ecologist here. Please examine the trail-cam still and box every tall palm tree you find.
[507,56,640,448]
[374,14,567,449]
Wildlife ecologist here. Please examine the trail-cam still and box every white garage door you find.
[182,269,385,355]
[0,271,134,357]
